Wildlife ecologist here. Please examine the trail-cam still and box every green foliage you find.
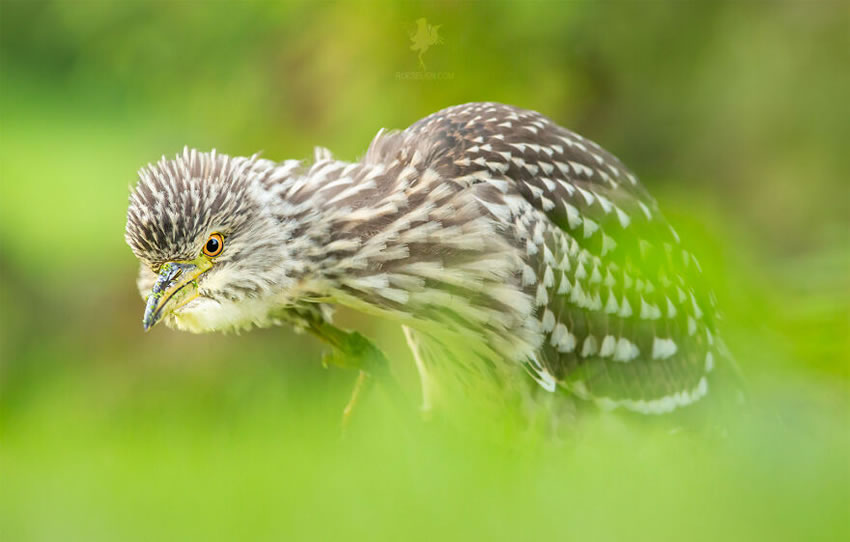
[0,1,847,540]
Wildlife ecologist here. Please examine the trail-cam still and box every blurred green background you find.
[1,1,848,540]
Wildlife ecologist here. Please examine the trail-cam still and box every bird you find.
[125,102,723,418]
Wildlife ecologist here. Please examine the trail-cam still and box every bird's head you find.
[125,148,305,333]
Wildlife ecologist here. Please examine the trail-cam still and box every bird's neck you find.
[269,156,399,297]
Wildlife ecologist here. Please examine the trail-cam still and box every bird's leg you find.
[275,307,390,373]
[310,321,390,375]
[278,309,398,427]
[309,322,395,429]
[402,325,435,417]
[341,370,371,431]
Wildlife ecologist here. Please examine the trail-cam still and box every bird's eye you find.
[203,233,224,257]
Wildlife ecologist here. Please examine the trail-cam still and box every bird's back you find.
[359,103,722,414]
[289,102,721,415]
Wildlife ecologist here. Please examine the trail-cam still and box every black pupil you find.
[206,237,220,253]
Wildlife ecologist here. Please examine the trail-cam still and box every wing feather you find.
[396,102,720,413]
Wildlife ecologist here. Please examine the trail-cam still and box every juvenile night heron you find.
[126,102,722,416]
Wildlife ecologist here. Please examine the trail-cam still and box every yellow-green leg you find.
[275,307,402,428]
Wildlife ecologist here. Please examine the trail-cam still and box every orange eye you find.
[203,233,224,257]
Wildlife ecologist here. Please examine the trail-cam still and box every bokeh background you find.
[1,1,848,540]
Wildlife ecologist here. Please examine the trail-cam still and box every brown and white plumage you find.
[126,102,721,415]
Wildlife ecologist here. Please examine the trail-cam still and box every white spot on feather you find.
[581,335,598,357]
[557,273,571,294]
[563,202,582,229]
[541,309,556,332]
[665,296,677,318]
[536,284,549,306]
[639,298,662,320]
[604,291,620,314]
[543,266,555,287]
[576,186,595,205]
[599,335,616,357]
[618,295,633,318]
[522,264,537,287]
[652,338,678,360]
[613,338,640,362]
[583,218,599,238]
[615,207,631,228]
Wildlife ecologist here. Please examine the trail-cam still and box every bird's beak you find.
[143,256,213,331]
